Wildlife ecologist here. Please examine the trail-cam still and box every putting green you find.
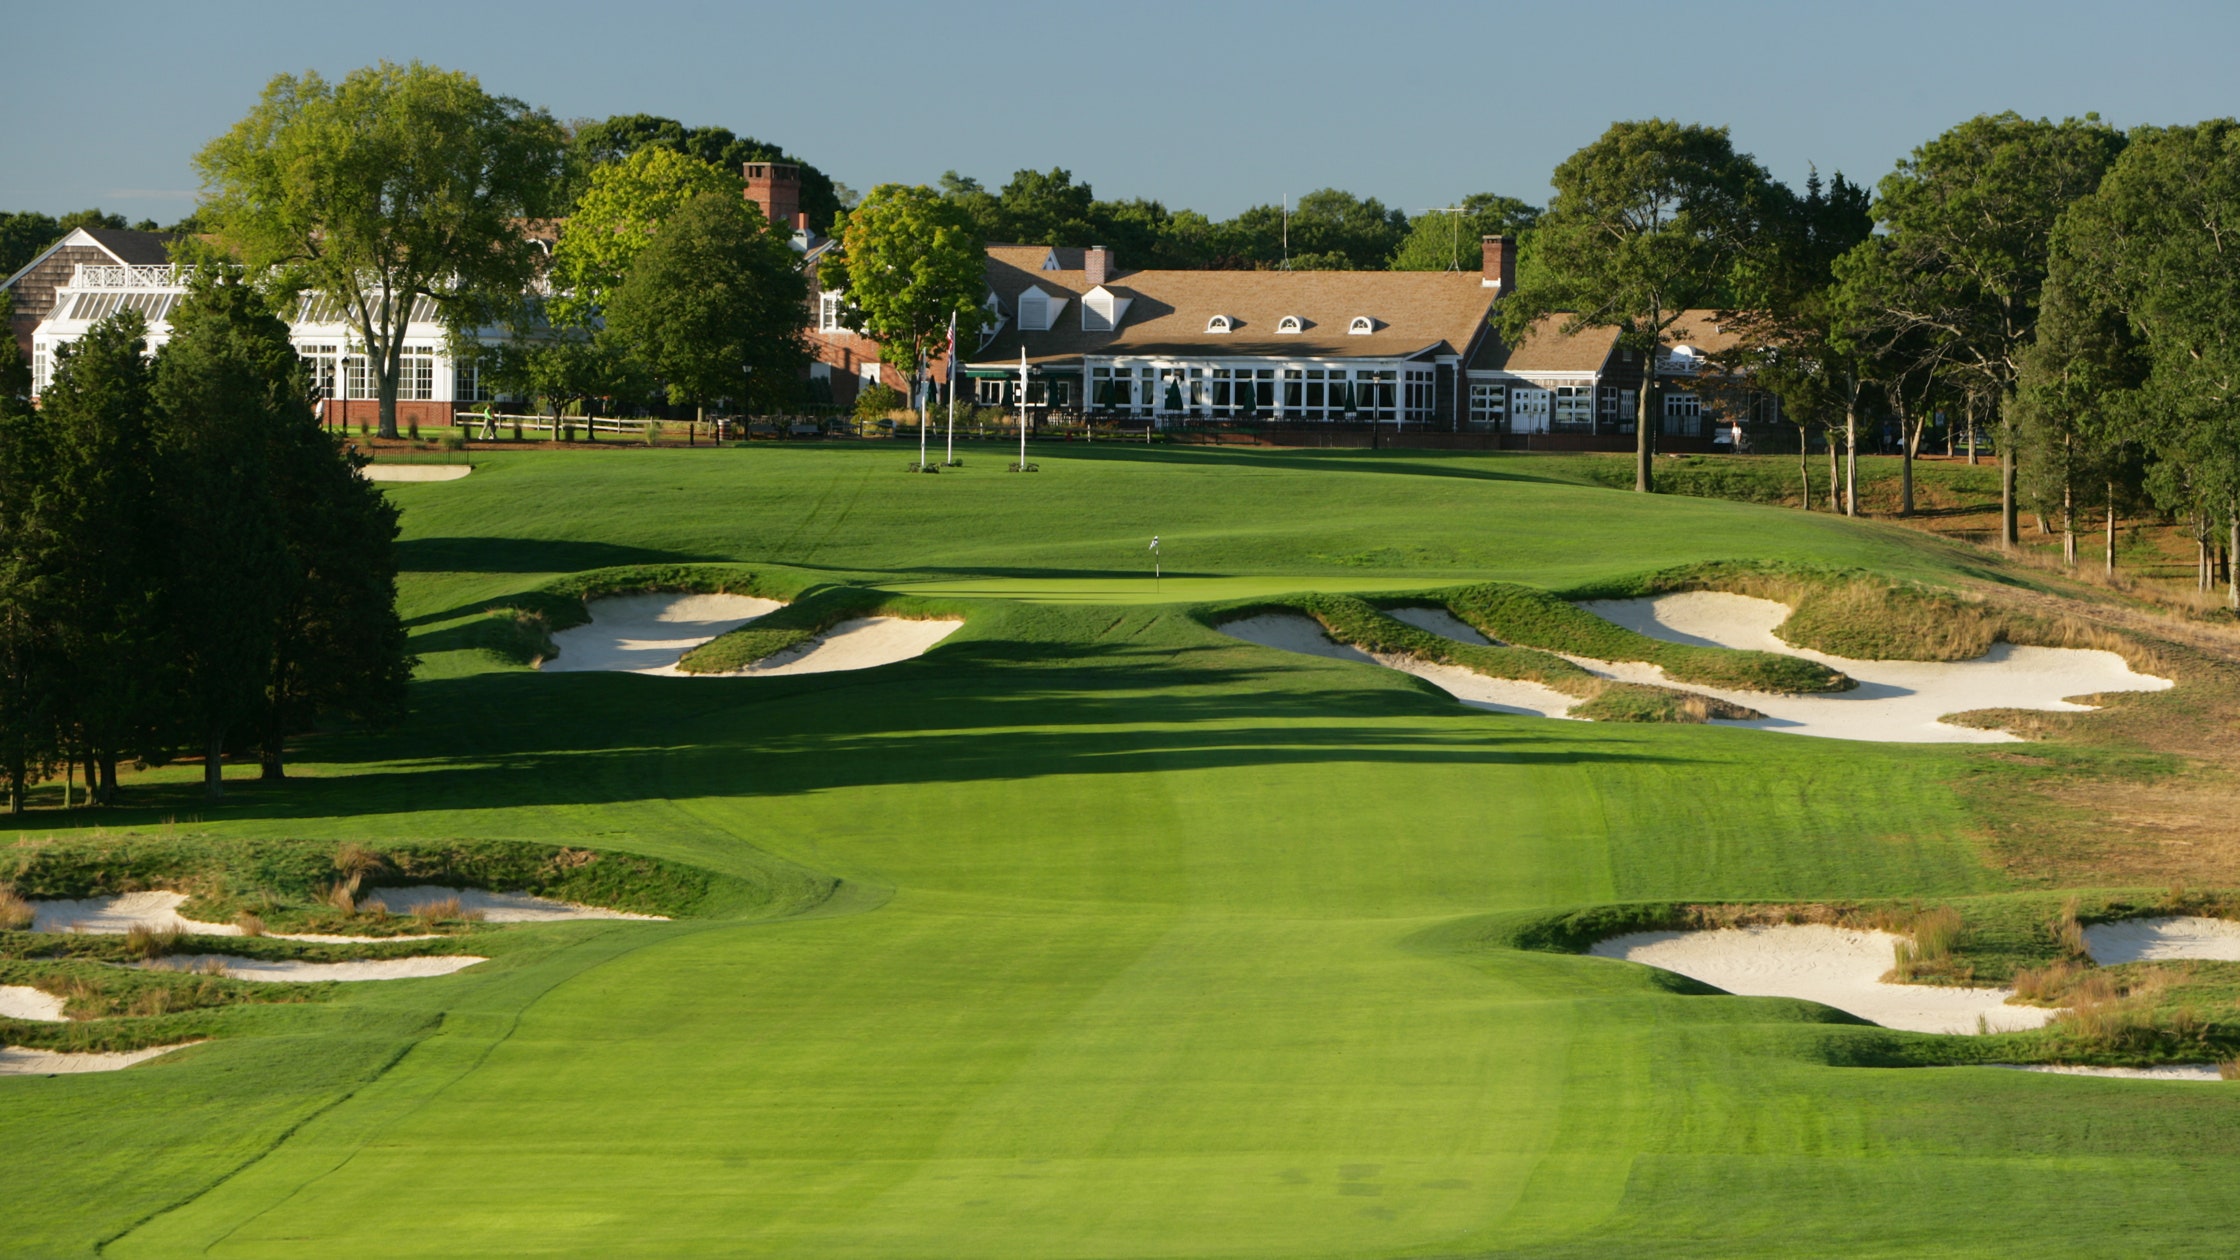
[10,445,2236,1259]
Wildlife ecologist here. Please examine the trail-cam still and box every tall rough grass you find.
[0,888,32,932]
[1890,905,1966,981]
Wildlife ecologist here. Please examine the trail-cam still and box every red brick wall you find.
[317,399,461,430]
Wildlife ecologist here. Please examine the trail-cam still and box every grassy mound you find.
[469,564,824,665]
[1204,592,1767,723]
[1472,889,2240,1070]
[1433,580,1852,693]
[673,586,966,674]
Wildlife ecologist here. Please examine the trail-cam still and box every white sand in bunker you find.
[2082,916,2240,964]
[543,592,785,674]
[136,954,487,982]
[356,886,666,922]
[1571,591,2171,743]
[27,891,436,943]
[1217,614,1575,719]
[697,616,965,678]
[1998,1063,2224,1081]
[0,1043,196,1075]
[359,464,472,482]
[1590,924,2057,1034]
[0,985,66,1022]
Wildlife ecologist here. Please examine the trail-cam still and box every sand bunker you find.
[1218,614,1574,718]
[1999,1063,2223,1081]
[0,1043,195,1075]
[137,954,486,982]
[1567,591,2171,742]
[356,886,666,923]
[27,892,435,943]
[543,592,785,673]
[708,616,964,678]
[2082,916,2240,964]
[1590,924,2057,1034]
[0,986,65,1022]
[360,464,472,482]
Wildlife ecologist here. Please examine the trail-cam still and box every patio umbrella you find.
[1163,380,1183,414]
[1334,379,1356,417]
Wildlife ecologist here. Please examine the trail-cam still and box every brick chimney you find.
[1482,235,1516,294]
[1085,245,1111,286]
[743,162,801,228]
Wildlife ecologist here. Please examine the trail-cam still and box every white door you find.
[1510,388,1552,434]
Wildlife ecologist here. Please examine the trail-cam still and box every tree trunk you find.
[6,754,21,815]
[2106,481,2117,575]
[1797,427,1812,510]
[2230,510,2239,613]
[203,729,224,801]
[1635,351,1656,494]
[1843,402,1859,518]
[260,698,286,781]
[1999,414,2020,550]
[1966,397,1978,466]
[377,367,401,440]
[97,753,117,805]
[692,403,701,447]
[1827,429,1840,514]
[2061,477,2076,568]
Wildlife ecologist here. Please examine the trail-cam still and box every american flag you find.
[945,312,956,386]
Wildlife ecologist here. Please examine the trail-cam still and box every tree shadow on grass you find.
[397,537,718,575]
[6,638,1705,828]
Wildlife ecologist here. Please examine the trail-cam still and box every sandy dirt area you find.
[1590,923,2057,1034]
[543,593,784,673]
[1999,1063,2224,1080]
[698,616,964,677]
[360,464,472,482]
[28,892,437,942]
[0,985,66,1021]
[1218,614,1575,718]
[2082,916,2240,963]
[1572,591,2171,742]
[356,886,666,922]
[137,954,487,982]
[0,1043,196,1075]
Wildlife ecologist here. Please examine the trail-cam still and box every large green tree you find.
[150,275,294,799]
[1222,189,1410,270]
[195,61,564,439]
[2014,278,2147,570]
[1389,193,1541,271]
[0,295,57,811]
[1849,112,2125,547]
[830,184,986,413]
[604,192,808,419]
[2053,120,2240,602]
[549,147,741,324]
[34,312,164,803]
[1502,119,1786,492]
[567,114,843,232]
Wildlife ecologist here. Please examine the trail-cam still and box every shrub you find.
[511,415,523,441]
[0,888,31,932]
[407,418,421,441]
[233,911,266,937]
[438,432,466,452]
[855,383,904,424]
[1890,905,1965,981]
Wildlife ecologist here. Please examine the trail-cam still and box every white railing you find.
[74,264,190,289]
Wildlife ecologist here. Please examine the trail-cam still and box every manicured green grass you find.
[7,444,2236,1259]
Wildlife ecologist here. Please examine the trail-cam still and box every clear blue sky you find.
[4,0,2235,226]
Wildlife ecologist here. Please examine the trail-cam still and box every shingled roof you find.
[970,264,1496,368]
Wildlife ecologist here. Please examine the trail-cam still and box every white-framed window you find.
[818,290,846,333]
[1276,315,1304,334]
[1081,286,1128,332]
[859,362,882,390]
[344,354,375,400]
[1348,316,1376,335]
[454,358,489,403]
[1468,382,1505,428]
[1553,385,1594,431]
[1090,365,1134,410]
[1205,315,1233,334]
[399,348,436,402]
[976,377,1007,405]
[31,349,48,393]
[300,344,339,399]
[1402,366,1434,420]
[1663,391,1702,437]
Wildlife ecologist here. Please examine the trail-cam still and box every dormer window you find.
[1040,249,1061,271]
[1082,285,1132,333]
[1347,316,1377,335]
[1206,314,1234,334]
[1015,284,1070,332]
[1276,316,1304,334]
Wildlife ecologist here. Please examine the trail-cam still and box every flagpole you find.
[944,312,957,466]
[1017,346,1029,470]
[917,354,928,470]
